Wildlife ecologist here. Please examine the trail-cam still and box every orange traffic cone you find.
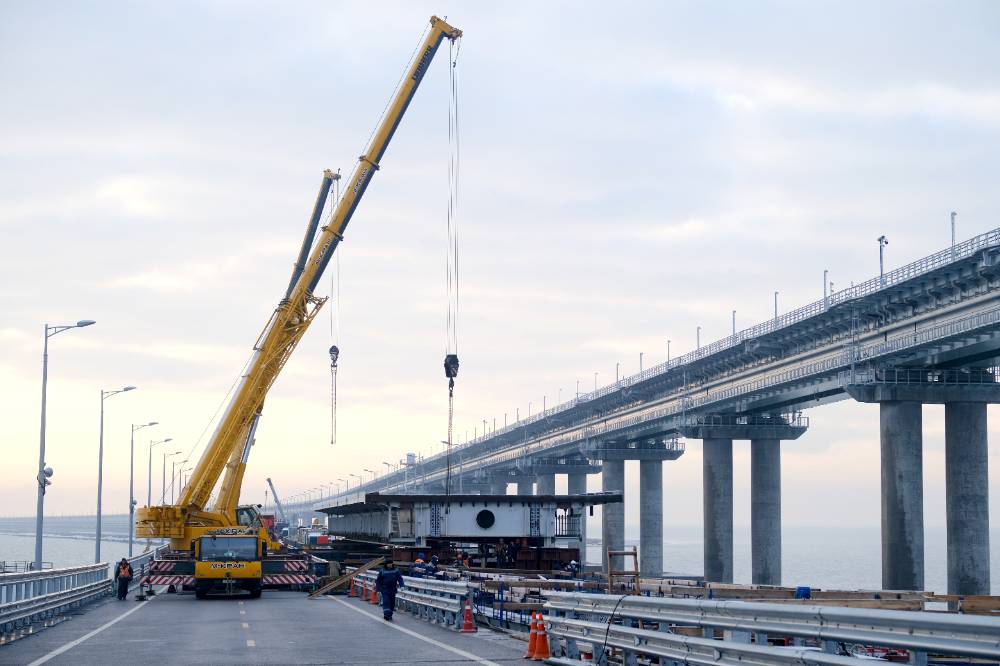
[532,614,550,660]
[370,586,380,605]
[460,599,477,633]
[361,582,369,600]
[349,579,357,597]
[523,611,538,658]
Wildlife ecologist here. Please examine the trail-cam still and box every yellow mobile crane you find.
[135,16,462,597]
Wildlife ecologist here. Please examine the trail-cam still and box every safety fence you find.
[350,569,472,630]
[0,545,167,639]
[541,591,1000,665]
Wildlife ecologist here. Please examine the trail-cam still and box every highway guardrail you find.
[0,545,167,638]
[542,591,1000,664]
[351,569,471,630]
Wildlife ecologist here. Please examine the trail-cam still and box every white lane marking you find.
[239,601,244,605]
[28,596,155,666]
[329,597,502,666]
[240,610,246,615]
[242,622,249,629]
[247,639,256,647]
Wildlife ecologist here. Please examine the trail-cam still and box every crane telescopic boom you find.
[266,478,288,525]
[136,16,462,549]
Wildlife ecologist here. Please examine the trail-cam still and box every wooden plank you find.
[308,556,385,598]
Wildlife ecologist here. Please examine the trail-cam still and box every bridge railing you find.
[352,569,472,630]
[0,563,110,638]
[0,544,167,638]
[542,590,1000,664]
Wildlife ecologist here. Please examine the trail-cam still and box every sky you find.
[2,1,1000,535]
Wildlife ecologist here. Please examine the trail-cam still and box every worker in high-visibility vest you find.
[114,559,133,600]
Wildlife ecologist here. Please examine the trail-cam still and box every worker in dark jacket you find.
[114,558,133,600]
[375,561,403,621]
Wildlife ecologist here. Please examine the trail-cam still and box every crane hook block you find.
[444,354,459,379]
[329,345,340,367]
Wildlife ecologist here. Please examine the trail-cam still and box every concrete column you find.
[639,460,663,578]
[516,479,532,495]
[751,439,781,586]
[703,438,733,583]
[880,401,924,591]
[491,481,507,495]
[602,459,625,572]
[945,402,991,595]
[567,473,588,562]
[536,473,556,495]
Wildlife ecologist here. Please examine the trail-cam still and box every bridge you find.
[281,226,1000,596]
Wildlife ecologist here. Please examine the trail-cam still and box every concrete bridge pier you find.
[945,401,991,595]
[516,479,533,495]
[848,376,1000,593]
[639,460,663,577]
[601,459,625,572]
[535,473,556,495]
[751,439,781,586]
[702,438,734,583]
[880,400,924,591]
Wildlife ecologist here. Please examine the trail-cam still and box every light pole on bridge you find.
[878,235,889,287]
[95,386,136,564]
[35,318,96,570]
[696,326,701,350]
[145,431,166,506]
[774,291,779,321]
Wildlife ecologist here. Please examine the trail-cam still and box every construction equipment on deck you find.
[133,16,463,595]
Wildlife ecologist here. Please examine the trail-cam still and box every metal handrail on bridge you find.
[352,569,472,630]
[542,590,1000,664]
[0,545,166,638]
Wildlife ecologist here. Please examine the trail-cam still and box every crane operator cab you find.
[193,533,264,599]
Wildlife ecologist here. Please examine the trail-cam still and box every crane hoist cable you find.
[328,169,342,446]
[443,35,462,499]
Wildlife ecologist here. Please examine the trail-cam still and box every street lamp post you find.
[95,386,136,563]
[878,235,889,287]
[162,450,181,502]
[732,310,736,335]
[667,339,671,362]
[36,319,95,569]
[774,291,779,321]
[697,326,701,349]
[125,422,156,557]
[615,362,620,383]
[171,459,188,503]
[951,211,957,254]
[145,433,169,506]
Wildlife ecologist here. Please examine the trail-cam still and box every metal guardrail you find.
[0,545,167,638]
[543,591,1000,664]
[0,563,109,637]
[352,569,471,630]
[546,616,860,666]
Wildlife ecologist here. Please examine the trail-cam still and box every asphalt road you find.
[0,589,528,665]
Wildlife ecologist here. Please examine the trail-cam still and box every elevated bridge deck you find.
[1,589,525,665]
